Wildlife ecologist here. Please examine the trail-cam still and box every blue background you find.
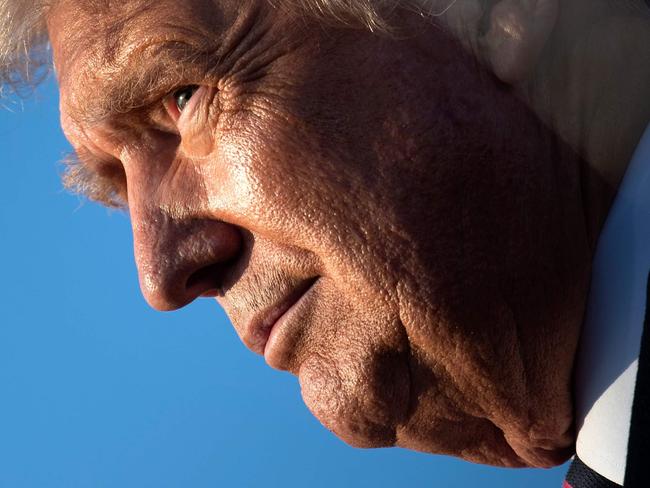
[0,78,569,487]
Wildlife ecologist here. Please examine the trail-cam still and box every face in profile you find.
[48,0,593,468]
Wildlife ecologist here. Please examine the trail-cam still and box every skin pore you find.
[47,0,648,468]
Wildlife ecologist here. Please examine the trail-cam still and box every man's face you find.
[49,0,592,467]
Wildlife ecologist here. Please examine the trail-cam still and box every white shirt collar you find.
[575,123,650,484]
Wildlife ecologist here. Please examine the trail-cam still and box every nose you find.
[131,205,242,311]
[76,122,243,311]
[120,139,242,311]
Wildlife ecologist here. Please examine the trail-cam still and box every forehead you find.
[47,0,246,124]
[48,0,228,68]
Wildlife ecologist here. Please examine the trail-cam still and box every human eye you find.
[164,84,202,123]
[174,85,198,112]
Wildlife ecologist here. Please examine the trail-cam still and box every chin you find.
[297,350,410,449]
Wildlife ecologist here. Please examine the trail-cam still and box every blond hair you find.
[0,0,51,95]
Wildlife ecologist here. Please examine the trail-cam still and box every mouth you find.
[243,277,318,363]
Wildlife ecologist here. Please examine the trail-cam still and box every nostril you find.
[185,262,228,297]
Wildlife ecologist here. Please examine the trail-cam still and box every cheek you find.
[206,109,377,259]
[180,127,214,158]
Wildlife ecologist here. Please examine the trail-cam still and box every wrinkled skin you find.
[48,0,595,467]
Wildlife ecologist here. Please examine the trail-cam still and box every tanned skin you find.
[46,0,649,468]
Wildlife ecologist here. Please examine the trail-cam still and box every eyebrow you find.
[73,38,216,126]
[63,0,271,127]
[61,148,127,209]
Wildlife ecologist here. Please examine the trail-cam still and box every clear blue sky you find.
[0,78,569,488]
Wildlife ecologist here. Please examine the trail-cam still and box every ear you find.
[481,0,558,84]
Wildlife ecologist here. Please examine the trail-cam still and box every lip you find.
[264,277,319,370]
[243,277,318,358]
